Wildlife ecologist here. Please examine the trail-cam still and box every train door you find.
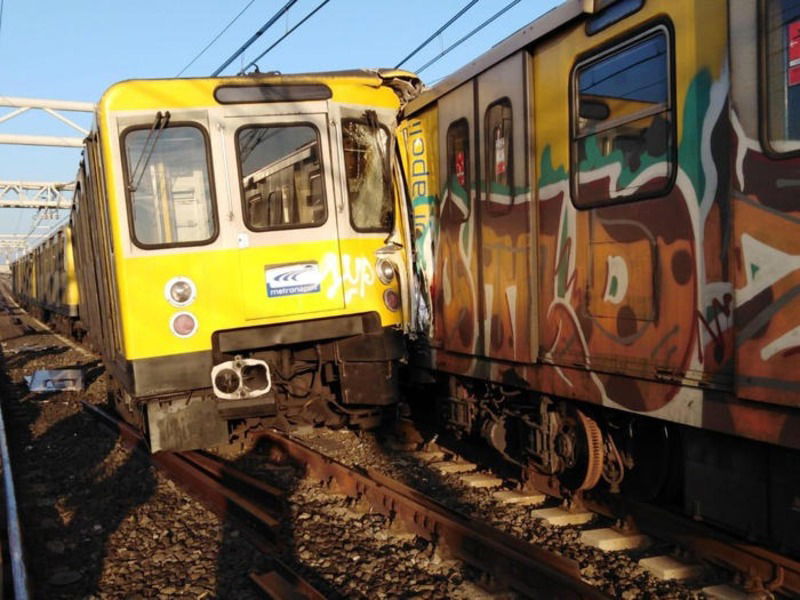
[436,83,480,355]
[224,110,346,320]
[476,52,536,363]
[729,0,800,408]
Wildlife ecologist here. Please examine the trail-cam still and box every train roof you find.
[98,68,421,113]
[405,0,619,114]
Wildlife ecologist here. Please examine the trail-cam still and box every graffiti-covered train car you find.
[398,0,800,554]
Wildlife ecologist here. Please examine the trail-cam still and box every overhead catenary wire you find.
[176,0,258,76]
[239,0,332,75]
[416,0,523,75]
[394,0,481,69]
[212,0,299,76]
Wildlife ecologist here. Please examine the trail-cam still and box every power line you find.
[212,0,299,77]
[416,0,523,75]
[177,0,258,76]
[394,0,481,69]
[240,0,331,74]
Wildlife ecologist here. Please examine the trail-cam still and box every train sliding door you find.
[476,52,536,363]
[435,84,480,355]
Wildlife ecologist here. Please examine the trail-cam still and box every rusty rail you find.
[81,402,326,600]
[599,496,800,598]
[259,429,607,599]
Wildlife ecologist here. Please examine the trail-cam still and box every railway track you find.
[284,423,800,599]
[81,401,326,600]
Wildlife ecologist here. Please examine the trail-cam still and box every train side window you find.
[123,124,217,247]
[342,117,392,232]
[484,98,514,215]
[236,124,326,231]
[572,28,673,208]
[763,0,800,153]
[445,119,471,222]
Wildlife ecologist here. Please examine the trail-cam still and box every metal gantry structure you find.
[0,96,95,264]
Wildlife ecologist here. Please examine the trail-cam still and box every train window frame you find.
[120,121,220,250]
[483,97,515,216]
[341,116,394,234]
[759,0,800,158]
[445,118,472,223]
[569,21,677,210]
[233,121,329,233]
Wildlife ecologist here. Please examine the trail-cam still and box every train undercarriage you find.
[113,316,405,453]
[431,375,800,558]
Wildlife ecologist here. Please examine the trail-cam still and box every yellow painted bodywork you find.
[120,238,401,359]
[64,227,79,308]
[94,73,408,361]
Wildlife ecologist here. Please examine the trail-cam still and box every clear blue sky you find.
[0,0,560,258]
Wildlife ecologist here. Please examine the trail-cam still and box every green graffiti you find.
[539,146,568,188]
[678,68,711,203]
[609,275,618,298]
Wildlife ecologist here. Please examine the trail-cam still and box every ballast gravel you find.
[288,427,711,599]
[0,289,510,599]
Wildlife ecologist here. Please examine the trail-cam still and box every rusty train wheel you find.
[556,406,605,492]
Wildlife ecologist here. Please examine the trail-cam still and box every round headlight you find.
[376,259,395,285]
[170,312,198,338]
[383,289,400,312]
[164,277,196,307]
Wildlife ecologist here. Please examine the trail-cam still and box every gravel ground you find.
[0,298,269,599]
[0,292,515,599]
[286,427,709,599]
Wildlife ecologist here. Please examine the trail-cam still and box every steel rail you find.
[81,401,325,600]
[0,375,30,599]
[259,429,607,599]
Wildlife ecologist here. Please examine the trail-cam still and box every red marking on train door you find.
[788,20,800,86]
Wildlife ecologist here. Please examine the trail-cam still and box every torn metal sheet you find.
[25,369,84,392]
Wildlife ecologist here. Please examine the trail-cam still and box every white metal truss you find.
[0,97,95,147]
[0,180,74,209]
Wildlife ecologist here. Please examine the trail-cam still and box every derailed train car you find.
[397,0,800,553]
[12,69,418,453]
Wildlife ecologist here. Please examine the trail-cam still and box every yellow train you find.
[11,226,80,336]
[13,69,419,451]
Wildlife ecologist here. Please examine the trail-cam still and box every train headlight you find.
[383,289,400,312]
[170,312,198,338]
[376,259,395,285]
[165,277,196,307]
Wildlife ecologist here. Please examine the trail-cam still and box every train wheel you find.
[556,406,604,491]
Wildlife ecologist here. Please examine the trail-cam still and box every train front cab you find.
[78,72,415,452]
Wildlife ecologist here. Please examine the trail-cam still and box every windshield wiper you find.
[128,110,171,192]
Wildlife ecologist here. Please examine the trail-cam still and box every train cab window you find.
[237,124,326,231]
[445,119,471,222]
[572,29,673,208]
[342,118,392,232]
[763,0,800,153]
[484,99,514,214]
[123,124,216,247]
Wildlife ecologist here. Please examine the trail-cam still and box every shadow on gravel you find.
[0,339,158,599]
[217,437,347,599]
[4,394,158,598]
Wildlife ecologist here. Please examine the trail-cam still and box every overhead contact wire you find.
[212,0,299,76]
[416,0,523,74]
[240,0,332,75]
[177,0,257,76]
[394,0,481,69]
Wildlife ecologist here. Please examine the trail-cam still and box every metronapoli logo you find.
[265,262,321,298]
